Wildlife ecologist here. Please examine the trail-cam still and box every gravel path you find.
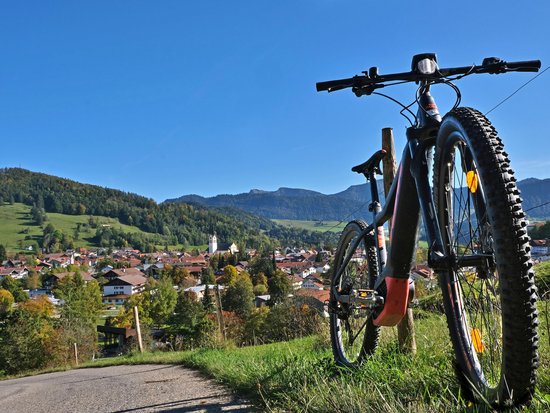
[0,364,253,413]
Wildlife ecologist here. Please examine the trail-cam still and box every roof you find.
[183,266,203,273]
[51,271,94,282]
[276,262,310,269]
[295,289,330,302]
[117,274,147,286]
[106,268,146,278]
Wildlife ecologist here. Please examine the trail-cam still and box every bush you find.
[535,261,550,299]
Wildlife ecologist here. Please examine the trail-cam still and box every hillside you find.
[167,178,550,220]
[0,168,337,252]
[0,203,155,253]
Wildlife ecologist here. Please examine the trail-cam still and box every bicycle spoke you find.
[445,139,504,387]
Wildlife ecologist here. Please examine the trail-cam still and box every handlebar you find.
[316,58,541,93]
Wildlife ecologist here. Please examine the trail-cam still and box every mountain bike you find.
[317,53,541,408]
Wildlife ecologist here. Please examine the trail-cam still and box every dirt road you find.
[0,364,253,412]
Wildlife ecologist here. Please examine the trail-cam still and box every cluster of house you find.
[9,227,504,316]
[0,235,338,313]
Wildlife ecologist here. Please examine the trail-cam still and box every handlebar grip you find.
[316,77,357,92]
[506,60,541,72]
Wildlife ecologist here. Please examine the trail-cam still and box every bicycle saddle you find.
[351,149,387,175]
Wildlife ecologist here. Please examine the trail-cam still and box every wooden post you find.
[382,127,417,355]
[133,306,144,353]
[73,343,79,366]
[215,285,226,341]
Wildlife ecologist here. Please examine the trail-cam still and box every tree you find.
[249,256,275,278]
[223,265,238,285]
[169,266,190,286]
[25,270,42,290]
[253,284,268,296]
[0,296,57,374]
[200,267,216,285]
[0,244,7,262]
[241,306,269,345]
[54,274,103,362]
[31,205,45,226]
[268,270,293,305]
[0,288,14,318]
[209,254,220,270]
[114,293,153,328]
[169,291,215,349]
[0,275,29,302]
[529,221,550,239]
[223,272,255,318]
[147,275,178,327]
[201,284,216,313]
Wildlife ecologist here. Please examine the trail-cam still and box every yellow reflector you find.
[471,328,484,353]
[466,171,478,193]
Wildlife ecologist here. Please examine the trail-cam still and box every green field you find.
[0,203,148,253]
[272,219,347,233]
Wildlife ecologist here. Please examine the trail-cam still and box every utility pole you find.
[382,127,417,355]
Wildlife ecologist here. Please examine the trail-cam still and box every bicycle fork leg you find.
[373,147,420,327]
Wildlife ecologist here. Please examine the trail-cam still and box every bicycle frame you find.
[333,83,450,326]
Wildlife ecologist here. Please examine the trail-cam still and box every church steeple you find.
[208,233,218,254]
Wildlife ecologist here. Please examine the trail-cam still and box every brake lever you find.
[481,57,507,74]
[353,83,385,97]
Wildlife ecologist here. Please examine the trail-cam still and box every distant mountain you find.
[516,178,550,219]
[166,186,373,221]
[167,178,550,221]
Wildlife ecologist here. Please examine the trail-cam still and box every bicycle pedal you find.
[353,289,381,309]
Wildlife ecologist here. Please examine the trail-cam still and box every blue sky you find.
[1,1,549,202]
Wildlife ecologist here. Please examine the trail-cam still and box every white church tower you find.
[208,234,218,254]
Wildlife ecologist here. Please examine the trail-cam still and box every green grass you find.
[2,298,547,411]
[75,307,550,412]
[0,203,151,253]
[272,219,347,233]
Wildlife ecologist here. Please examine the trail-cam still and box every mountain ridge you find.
[166,178,550,220]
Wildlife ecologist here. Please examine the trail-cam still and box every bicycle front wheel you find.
[433,107,538,407]
[330,220,380,367]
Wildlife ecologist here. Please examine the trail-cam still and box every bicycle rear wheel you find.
[330,220,380,367]
[433,107,538,407]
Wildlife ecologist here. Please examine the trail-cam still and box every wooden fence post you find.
[215,285,226,341]
[382,127,417,355]
[73,343,79,366]
[133,306,144,353]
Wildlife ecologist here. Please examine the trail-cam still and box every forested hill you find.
[166,185,382,221]
[0,168,336,250]
[167,178,550,220]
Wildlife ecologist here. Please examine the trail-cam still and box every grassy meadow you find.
[272,219,348,233]
[0,202,146,253]
[79,304,550,412]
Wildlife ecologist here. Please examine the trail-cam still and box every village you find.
[0,234,336,314]
[2,232,549,313]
